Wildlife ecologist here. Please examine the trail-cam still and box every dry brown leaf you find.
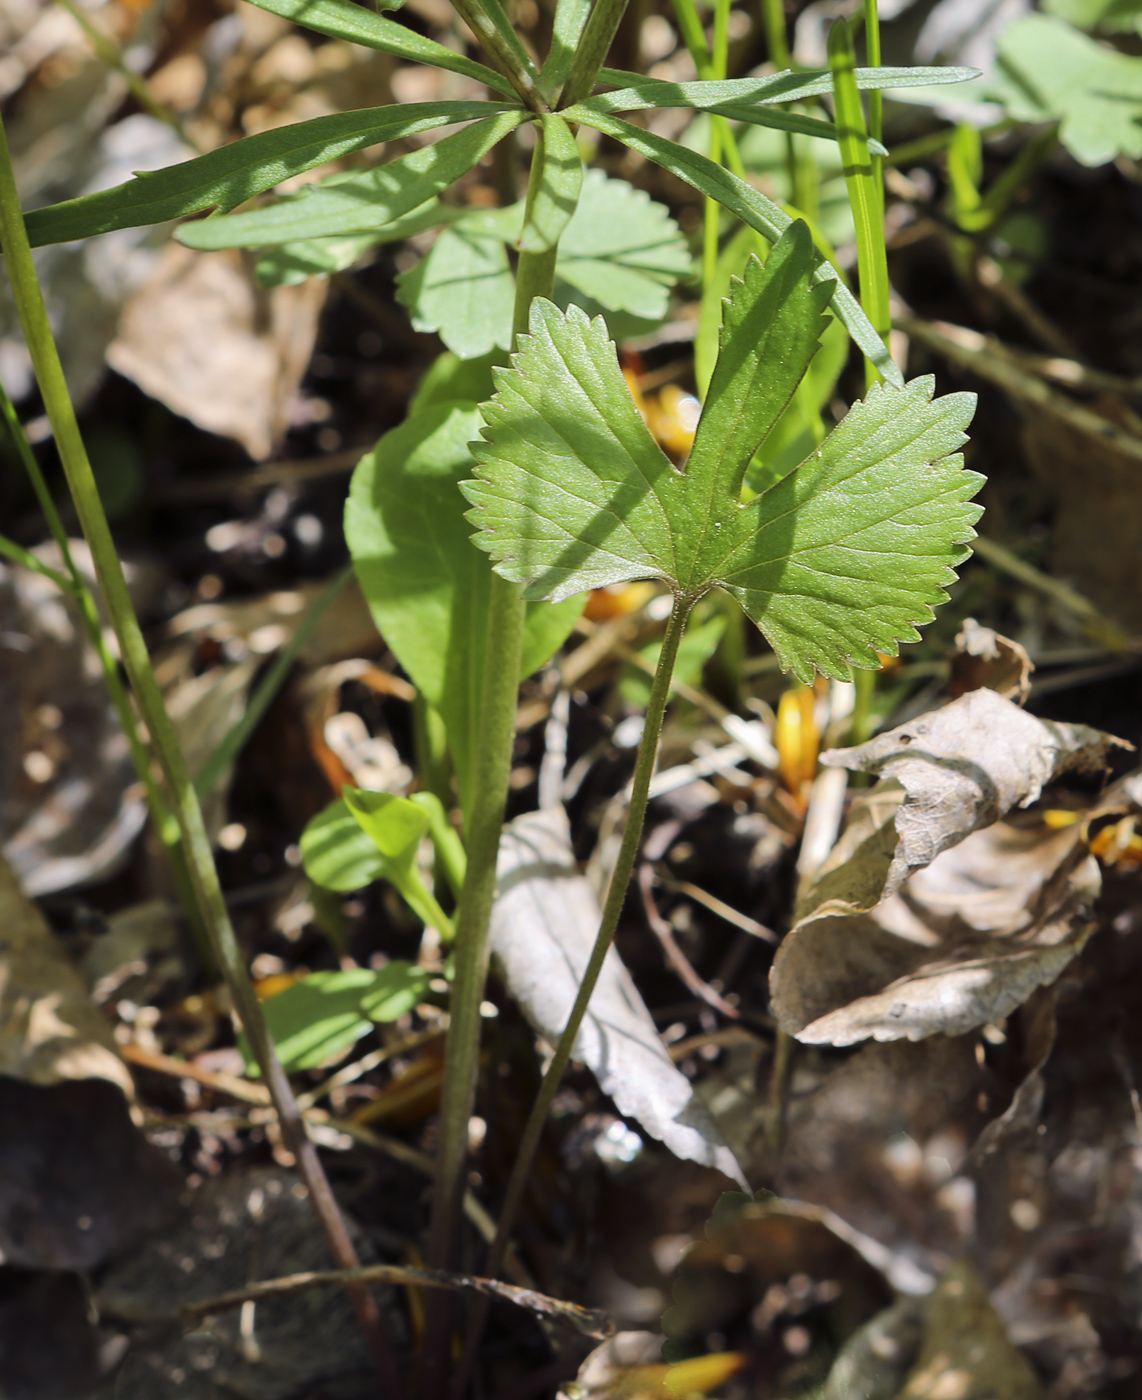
[804,688,1115,923]
[107,244,325,460]
[489,807,746,1185]
[949,618,1033,704]
[895,1259,1044,1399]
[0,846,131,1092]
[772,818,1100,1045]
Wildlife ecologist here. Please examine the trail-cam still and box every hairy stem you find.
[0,114,405,1400]
[422,161,560,1395]
[453,593,693,1396]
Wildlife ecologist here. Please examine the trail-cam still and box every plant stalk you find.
[452,592,694,1397]
[561,0,632,107]
[0,114,405,1400]
[421,162,560,1392]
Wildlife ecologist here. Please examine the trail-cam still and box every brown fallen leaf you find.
[489,807,746,1185]
[107,243,325,460]
[772,817,1100,1045]
[949,619,1033,704]
[895,1259,1044,1399]
[801,688,1116,924]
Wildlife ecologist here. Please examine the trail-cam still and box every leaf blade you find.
[463,300,680,601]
[24,103,514,247]
[712,377,983,681]
[519,113,583,254]
[177,111,524,249]
[244,0,516,95]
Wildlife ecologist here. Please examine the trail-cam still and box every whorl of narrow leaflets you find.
[462,222,984,682]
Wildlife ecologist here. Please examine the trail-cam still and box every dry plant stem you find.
[765,1027,795,1159]
[0,118,404,1400]
[155,1262,612,1339]
[897,316,1142,467]
[638,862,741,1018]
[453,593,693,1398]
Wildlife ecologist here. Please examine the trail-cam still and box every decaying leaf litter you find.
[1,0,1142,1396]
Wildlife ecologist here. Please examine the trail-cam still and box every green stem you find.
[828,17,891,385]
[561,0,632,108]
[422,152,560,1394]
[450,0,546,111]
[0,114,405,1400]
[864,0,883,212]
[452,593,694,1397]
[762,0,791,69]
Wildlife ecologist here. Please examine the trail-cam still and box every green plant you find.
[2,0,987,1387]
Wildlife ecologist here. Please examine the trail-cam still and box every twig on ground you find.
[104,1263,613,1339]
[638,863,740,1019]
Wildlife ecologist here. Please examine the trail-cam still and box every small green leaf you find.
[244,0,515,95]
[23,104,512,248]
[255,199,456,287]
[177,111,525,249]
[301,798,384,891]
[410,791,467,898]
[398,225,515,357]
[574,110,901,385]
[993,14,1142,165]
[346,404,584,813]
[410,350,500,415]
[342,787,453,935]
[464,231,983,683]
[250,965,430,1073]
[520,113,583,254]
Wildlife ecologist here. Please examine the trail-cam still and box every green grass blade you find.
[541,0,592,95]
[829,18,892,381]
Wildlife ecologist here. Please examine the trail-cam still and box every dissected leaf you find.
[464,228,982,681]
[490,807,746,1183]
[396,170,690,354]
[244,0,514,94]
[994,14,1142,165]
[251,966,429,1073]
[177,112,525,250]
[801,687,1118,919]
[397,225,516,358]
[554,167,693,323]
[520,112,583,254]
[346,405,584,812]
[23,105,512,248]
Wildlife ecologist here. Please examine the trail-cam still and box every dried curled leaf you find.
[489,808,745,1184]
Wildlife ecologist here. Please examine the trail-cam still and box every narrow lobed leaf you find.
[573,109,902,385]
[594,64,982,101]
[23,103,514,248]
[177,111,524,249]
[244,0,516,95]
